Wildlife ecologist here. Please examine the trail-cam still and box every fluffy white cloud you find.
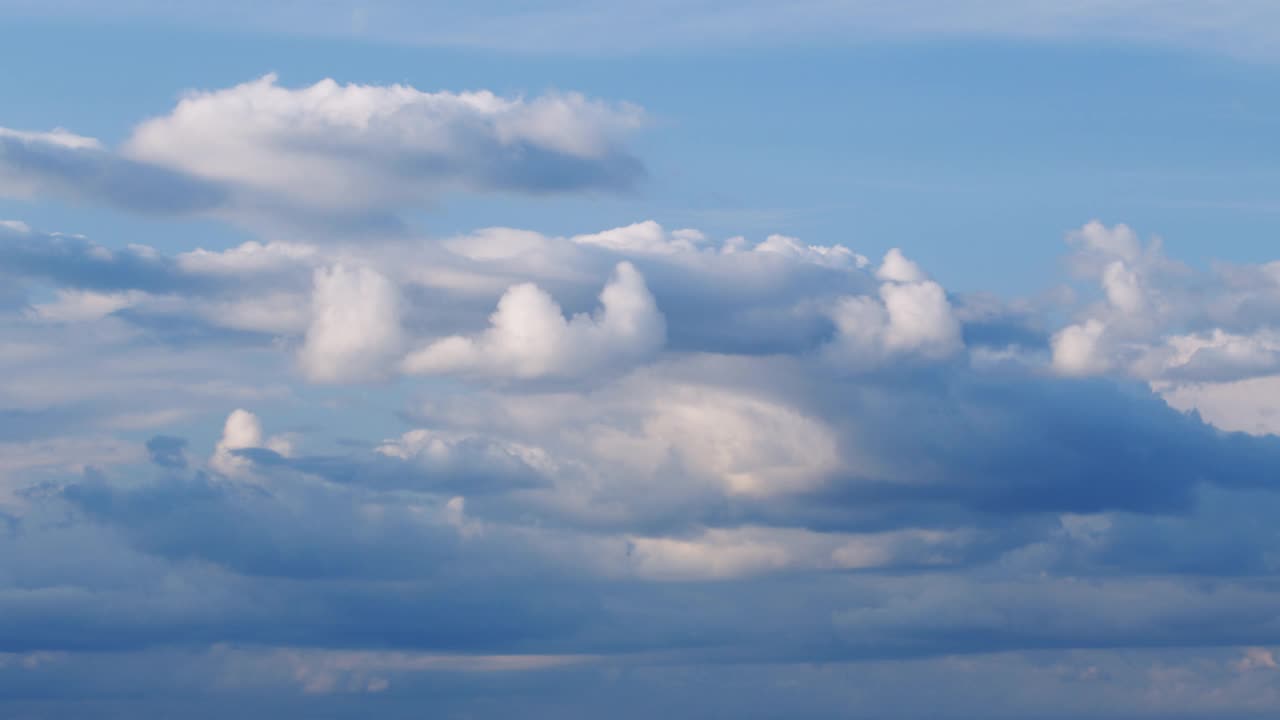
[423,366,842,506]
[1068,220,1142,267]
[1140,329,1280,382]
[299,264,403,383]
[122,74,647,212]
[752,233,868,270]
[402,262,663,379]
[825,248,961,366]
[876,247,926,283]
[1044,222,1280,438]
[1051,318,1110,376]
[210,408,293,476]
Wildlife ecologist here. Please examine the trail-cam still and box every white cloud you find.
[1140,329,1280,383]
[123,74,646,212]
[825,249,961,366]
[753,233,867,270]
[0,127,101,150]
[1068,220,1142,267]
[402,262,663,379]
[572,220,704,255]
[299,264,403,383]
[879,278,962,353]
[177,241,318,275]
[1051,318,1110,376]
[209,408,264,476]
[26,289,148,323]
[1157,376,1280,437]
[876,247,926,283]
[210,408,292,476]
[634,383,838,497]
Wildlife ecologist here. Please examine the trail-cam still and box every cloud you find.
[1051,318,1110,376]
[0,221,200,294]
[299,265,404,383]
[123,74,646,213]
[572,221,708,256]
[9,208,1280,719]
[824,249,962,367]
[209,409,292,476]
[145,435,189,469]
[0,126,228,214]
[1,77,646,227]
[403,262,663,379]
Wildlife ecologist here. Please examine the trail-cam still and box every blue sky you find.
[3,3,1280,718]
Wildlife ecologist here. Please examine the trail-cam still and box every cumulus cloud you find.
[626,382,839,498]
[572,220,705,255]
[177,241,318,275]
[1051,318,1110,376]
[299,265,403,383]
[122,74,646,213]
[824,248,962,367]
[10,206,1280,719]
[209,408,292,476]
[402,262,663,379]
[1,76,647,228]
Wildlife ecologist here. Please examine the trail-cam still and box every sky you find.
[2,2,1280,718]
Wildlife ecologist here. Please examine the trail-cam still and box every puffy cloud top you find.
[403,262,664,379]
[123,74,647,212]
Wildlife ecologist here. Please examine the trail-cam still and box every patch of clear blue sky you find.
[1,18,1277,296]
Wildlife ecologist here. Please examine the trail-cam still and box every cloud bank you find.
[4,73,1280,719]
